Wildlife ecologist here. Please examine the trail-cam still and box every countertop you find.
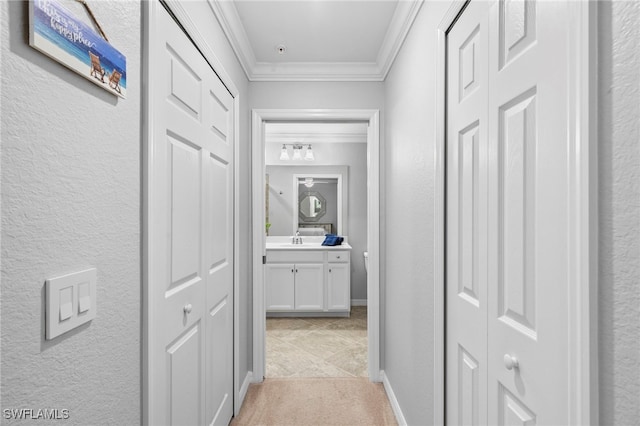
[265,236,352,251]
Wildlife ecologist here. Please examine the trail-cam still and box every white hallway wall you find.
[1,1,142,422]
[384,0,640,424]
[383,1,446,423]
[597,1,640,424]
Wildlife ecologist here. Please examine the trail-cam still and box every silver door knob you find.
[184,303,193,314]
[504,354,519,370]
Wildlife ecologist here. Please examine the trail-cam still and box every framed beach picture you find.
[29,0,126,98]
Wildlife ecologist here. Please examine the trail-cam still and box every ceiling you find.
[209,0,424,81]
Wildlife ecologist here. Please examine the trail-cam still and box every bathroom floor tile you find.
[266,307,368,378]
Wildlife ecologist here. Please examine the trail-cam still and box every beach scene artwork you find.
[29,0,126,98]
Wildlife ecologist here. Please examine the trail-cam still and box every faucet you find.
[292,231,303,245]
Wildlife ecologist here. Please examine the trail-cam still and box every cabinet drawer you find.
[267,250,324,263]
[328,251,350,263]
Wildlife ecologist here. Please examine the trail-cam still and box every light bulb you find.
[279,144,289,160]
[304,144,315,161]
[292,145,302,160]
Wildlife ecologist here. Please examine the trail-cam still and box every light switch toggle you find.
[59,286,73,321]
[78,282,91,313]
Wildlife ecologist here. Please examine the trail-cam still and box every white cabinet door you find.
[327,263,350,311]
[294,263,324,310]
[265,264,295,311]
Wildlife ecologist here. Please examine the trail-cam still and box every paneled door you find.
[447,0,572,424]
[147,4,234,425]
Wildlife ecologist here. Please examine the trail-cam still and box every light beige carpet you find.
[231,377,398,426]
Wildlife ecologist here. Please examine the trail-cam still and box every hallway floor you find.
[266,306,368,378]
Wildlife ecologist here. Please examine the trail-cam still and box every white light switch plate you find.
[46,268,97,340]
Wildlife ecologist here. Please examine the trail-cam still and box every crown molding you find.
[251,61,385,82]
[209,0,423,82]
[207,0,256,80]
[377,0,425,77]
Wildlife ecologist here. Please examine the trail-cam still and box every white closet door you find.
[148,5,234,425]
[447,1,572,424]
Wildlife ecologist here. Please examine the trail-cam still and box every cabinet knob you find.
[336,255,341,259]
[504,354,519,370]
[184,303,193,314]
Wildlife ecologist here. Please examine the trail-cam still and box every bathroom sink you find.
[276,243,319,248]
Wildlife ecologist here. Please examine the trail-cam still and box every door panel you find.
[203,56,234,425]
[497,89,537,336]
[265,264,295,311]
[499,385,536,426]
[327,263,350,311]
[446,2,490,424]
[167,324,203,426]
[169,136,202,289]
[294,264,324,310]
[458,346,480,426]
[150,5,234,425]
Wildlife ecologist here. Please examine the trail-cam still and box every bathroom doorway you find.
[251,109,381,382]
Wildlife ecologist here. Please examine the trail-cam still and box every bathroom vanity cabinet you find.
[265,248,351,316]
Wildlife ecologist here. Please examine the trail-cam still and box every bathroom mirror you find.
[264,165,348,236]
[299,191,326,222]
[294,174,341,235]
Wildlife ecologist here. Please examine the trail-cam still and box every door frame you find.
[142,1,242,423]
[251,109,381,382]
[434,1,599,425]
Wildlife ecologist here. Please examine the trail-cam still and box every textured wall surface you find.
[383,1,448,423]
[1,1,141,423]
[598,1,640,425]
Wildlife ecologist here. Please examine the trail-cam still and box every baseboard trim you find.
[351,299,368,306]
[239,371,253,408]
[381,370,407,426]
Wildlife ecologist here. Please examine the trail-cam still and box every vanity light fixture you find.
[278,144,314,161]
[303,177,314,188]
